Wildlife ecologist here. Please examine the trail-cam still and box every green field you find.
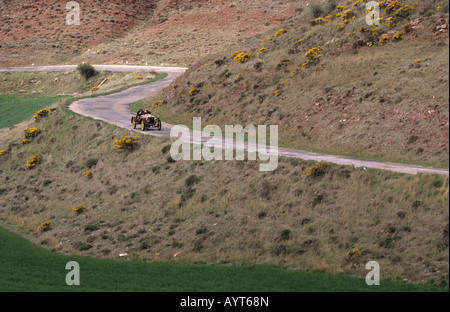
[0,71,168,130]
[0,227,446,292]
[0,95,66,129]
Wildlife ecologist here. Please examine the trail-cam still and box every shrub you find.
[407,135,419,144]
[280,229,291,240]
[277,60,290,68]
[378,236,393,248]
[304,161,330,177]
[310,3,324,18]
[326,0,338,13]
[188,87,199,96]
[25,128,40,139]
[346,248,360,258]
[257,48,268,55]
[152,100,166,109]
[432,179,443,188]
[38,220,51,232]
[84,224,99,232]
[114,136,139,151]
[33,109,50,122]
[393,31,403,41]
[140,239,151,250]
[386,16,397,27]
[73,205,88,215]
[196,226,208,235]
[232,51,253,63]
[185,175,201,187]
[254,62,264,71]
[341,10,355,20]
[312,17,329,25]
[258,211,267,219]
[77,63,98,80]
[336,5,347,12]
[78,244,93,251]
[167,156,176,163]
[303,46,324,68]
[274,29,287,37]
[109,186,119,195]
[214,59,225,66]
[161,144,171,154]
[85,158,98,168]
[402,23,412,33]
[395,4,413,18]
[26,155,41,170]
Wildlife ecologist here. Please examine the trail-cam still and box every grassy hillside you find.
[0,0,448,291]
[136,0,449,168]
[0,98,448,287]
[1,227,446,292]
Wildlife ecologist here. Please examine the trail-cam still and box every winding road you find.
[1,65,448,177]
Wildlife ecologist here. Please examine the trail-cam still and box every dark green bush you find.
[85,158,98,168]
[77,63,98,80]
[84,224,99,232]
[280,229,291,240]
[310,3,324,18]
[326,0,338,13]
[185,175,200,187]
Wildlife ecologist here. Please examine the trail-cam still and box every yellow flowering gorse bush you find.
[152,100,166,109]
[114,136,139,151]
[257,48,268,55]
[73,205,88,215]
[25,128,40,138]
[33,109,50,122]
[232,51,253,63]
[26,155,41,170]
[347,248,361,258]
[304,161,331,177]
[274,29,287,37]
[38,220,51,232]
[188,87,199,96]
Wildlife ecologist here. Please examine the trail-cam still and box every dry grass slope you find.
[0,0,304,67]
[0,0,449,289]
[137,0,449,168]
[0,98,448,286]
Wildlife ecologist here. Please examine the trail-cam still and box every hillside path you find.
[1,65,448,177]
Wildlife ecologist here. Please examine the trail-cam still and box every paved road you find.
[1,65,448,176]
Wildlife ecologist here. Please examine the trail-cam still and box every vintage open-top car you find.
[131,113,162,131]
